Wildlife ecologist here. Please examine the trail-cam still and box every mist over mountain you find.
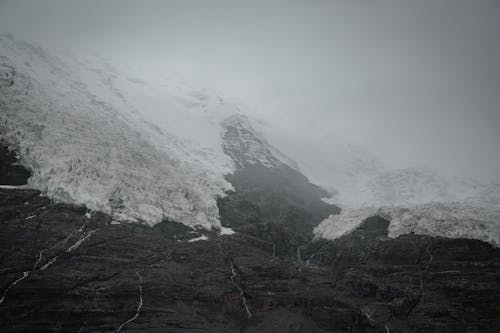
[2,35,498,244]
[1,0,499,183]
[1,1,500,332]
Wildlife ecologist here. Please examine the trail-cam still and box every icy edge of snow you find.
[314,203,500,247]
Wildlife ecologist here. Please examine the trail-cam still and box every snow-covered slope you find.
[352,167,486,207]
[313,166,500,246]
[387,202,500,246]
[0,34,247,228]
[314,202,500,246]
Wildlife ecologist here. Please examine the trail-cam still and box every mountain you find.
[2,34,498,246]
[1,143,499,332]
[1,36,500,332]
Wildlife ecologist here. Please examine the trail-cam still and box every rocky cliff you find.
[1,141,499,332]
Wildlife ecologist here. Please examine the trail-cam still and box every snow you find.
[0,34,242,229]
[0,185,25,189]
[66,229,99,252]
[387,203,500,246]
[314,202,500,247]
[313,207,380,240]
[111,271,143,333]
[187,235,209,242]
[293,139,500,246]
[218,226,235,236]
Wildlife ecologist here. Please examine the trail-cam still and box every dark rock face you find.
[0,187,377,332]
[0,142,31,185]
[301,217,500,332]
[219,165,340,257]
[1,144,500,332]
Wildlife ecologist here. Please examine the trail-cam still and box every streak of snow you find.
[40,256,58,270]
[111,271,143,333]
[187,235,208,243]
[66,229,99,252]
[0,271,29,304]
[0,185,24,189]
[229,260,252,319]
[32,251,43,270]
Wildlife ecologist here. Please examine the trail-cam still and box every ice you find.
[0,35,238,229]
[187,235,209,242]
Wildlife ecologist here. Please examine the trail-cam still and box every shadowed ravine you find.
[1,143,499,332]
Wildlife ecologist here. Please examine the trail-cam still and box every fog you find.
[1,0,500,182]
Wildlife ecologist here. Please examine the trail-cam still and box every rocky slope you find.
[2,141,500,332]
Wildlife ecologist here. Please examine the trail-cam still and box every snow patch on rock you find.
[219,226,236,236]
[187,235,209,242]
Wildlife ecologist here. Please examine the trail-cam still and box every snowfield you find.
[314,202,500,246]
[0,34,242,228]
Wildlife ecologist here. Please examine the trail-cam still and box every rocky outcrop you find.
[0,142,30,185]
[0,188,378,332]
[1,144,499,332]
[221,115,283,169]
[302,216,500,332]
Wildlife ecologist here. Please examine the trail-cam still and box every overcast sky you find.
[1,0,499,182]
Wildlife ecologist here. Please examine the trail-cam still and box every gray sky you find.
[1,0,500,181]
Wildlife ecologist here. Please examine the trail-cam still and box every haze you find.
[1,0,499,182]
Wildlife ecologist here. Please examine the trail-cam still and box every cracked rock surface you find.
[1,144,499,332]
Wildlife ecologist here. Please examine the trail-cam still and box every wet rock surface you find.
[0,142,31,186]
[1,144,499,332]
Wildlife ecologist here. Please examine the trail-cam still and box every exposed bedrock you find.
[1,143,499,332]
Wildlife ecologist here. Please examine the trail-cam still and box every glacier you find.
[0,34,243,229]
